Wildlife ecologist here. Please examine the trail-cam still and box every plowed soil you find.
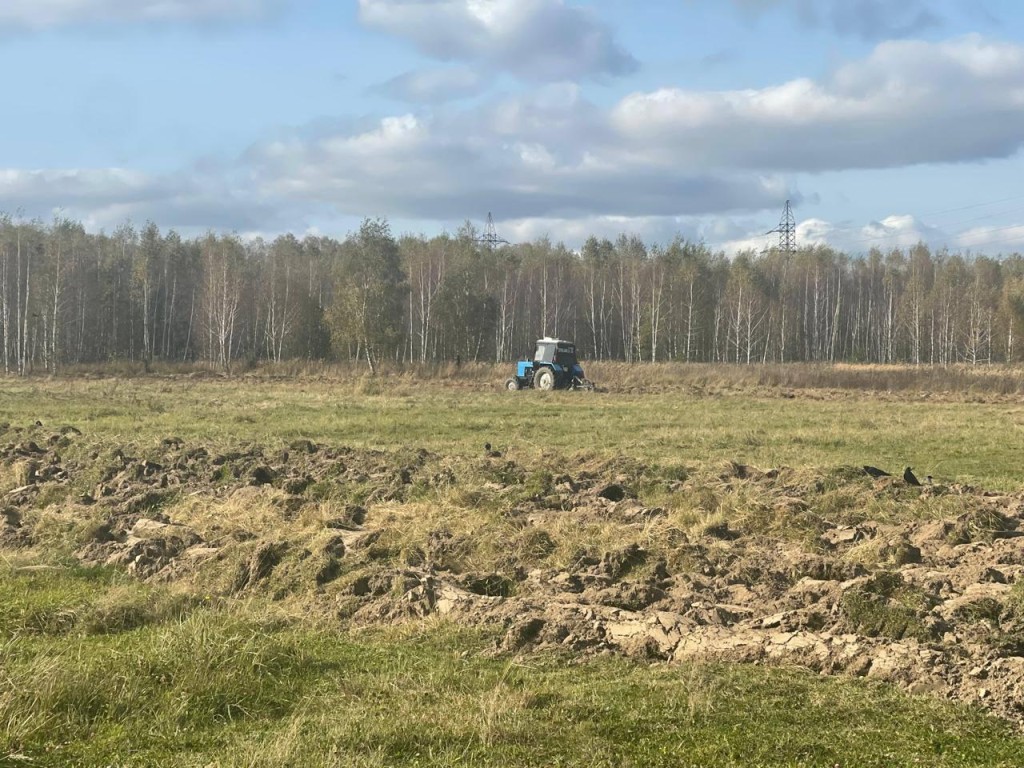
[4,421,1024,729]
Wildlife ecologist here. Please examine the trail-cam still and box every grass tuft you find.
[839,572,939,642]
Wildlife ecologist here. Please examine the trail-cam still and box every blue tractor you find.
[505,338,595,391]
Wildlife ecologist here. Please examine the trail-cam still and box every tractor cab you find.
[534,339,578,367]
[506,337,594,391]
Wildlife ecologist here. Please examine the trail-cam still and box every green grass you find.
[0,565,196,638]
[839,571,940,642]
[2,566,1023,768]
[2,376,1023,490]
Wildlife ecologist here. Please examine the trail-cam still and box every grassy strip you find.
[46,360,1024,398]
[2,566,1023,767]
[2,377,1023,489]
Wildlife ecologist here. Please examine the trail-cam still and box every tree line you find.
[2,213,1024,374]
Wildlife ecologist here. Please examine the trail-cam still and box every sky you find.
[3,0,1024,255]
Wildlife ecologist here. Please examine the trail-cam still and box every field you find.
[3,364,1024,766]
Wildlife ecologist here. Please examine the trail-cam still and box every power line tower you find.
[476,212,510,249]
[764,199,797,254]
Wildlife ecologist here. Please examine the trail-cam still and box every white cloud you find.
[0,0,281,29]
[357,0,638,81]
[245,85,790,222]
[0,168,281,233]
[510,210,1024,254]
[721,213,959,255]
[372,67,486,103]
[502,211,931,254]
[857,215,942,248]
[501,215,702,247]
[0,168,155,206]
[611,35,1024,173]
[956,223,1024,251]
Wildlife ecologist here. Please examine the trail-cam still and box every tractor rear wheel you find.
[504,377,520,391]
[536,369,556,391]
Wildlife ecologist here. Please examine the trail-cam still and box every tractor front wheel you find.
[536,369,556,391]
[504,377,521,392]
